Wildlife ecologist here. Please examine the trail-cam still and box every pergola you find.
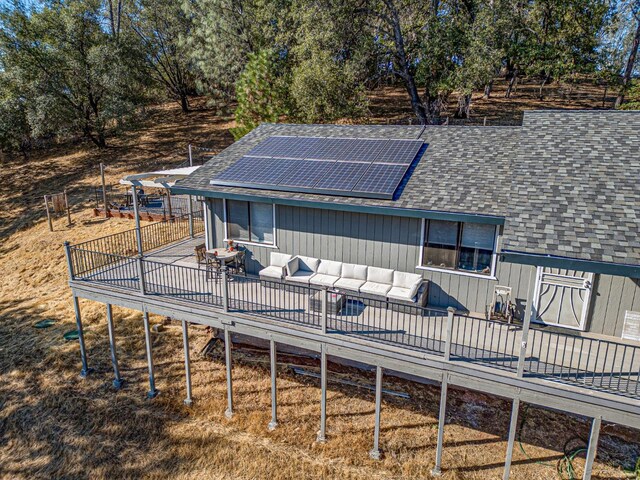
[119,166,201,254]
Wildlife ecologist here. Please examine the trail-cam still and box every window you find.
[422,220,496,275]
[226,200,275,245]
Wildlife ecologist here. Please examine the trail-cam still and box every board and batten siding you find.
[206,199,640,337]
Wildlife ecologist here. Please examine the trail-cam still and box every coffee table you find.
[309,289,345,314]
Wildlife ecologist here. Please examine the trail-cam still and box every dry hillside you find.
[0,83,638,480]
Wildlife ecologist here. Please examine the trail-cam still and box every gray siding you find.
[589,275,640,337]
[207,199,640,338]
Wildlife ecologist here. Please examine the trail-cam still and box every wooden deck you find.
[71,237,640,400]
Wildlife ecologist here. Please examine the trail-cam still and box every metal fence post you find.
[222,267,229,312]
[64,241,75,280]
[137,256,146,295]
[321,287,328,334]
[517,268,536,377]
[444,307,455,361]
[100,162,108,218]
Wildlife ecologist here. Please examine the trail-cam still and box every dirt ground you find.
[0,83,638,480]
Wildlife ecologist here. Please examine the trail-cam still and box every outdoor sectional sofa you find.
[258,252,429,308]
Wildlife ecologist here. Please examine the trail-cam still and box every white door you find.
[533,267,593,331]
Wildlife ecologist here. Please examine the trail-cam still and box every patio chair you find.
[228,250,246,276]
[194,243,206,267]
[205,252,223,283]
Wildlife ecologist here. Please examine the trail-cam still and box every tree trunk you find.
[539,73,551,100]
[483,80,493,99]
[455,93,472,119]
[505,68,518,98]
[180,94,190,113]
[615,14,640,109]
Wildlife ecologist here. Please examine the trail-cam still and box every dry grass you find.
[0,89,638,480]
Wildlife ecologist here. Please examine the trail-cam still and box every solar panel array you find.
[210,136,424,199]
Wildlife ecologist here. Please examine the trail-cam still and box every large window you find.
[226,200,275,245]
[422,220,496,275]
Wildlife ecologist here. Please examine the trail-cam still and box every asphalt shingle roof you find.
[501,110,640,266]
[175,111,640,267]
[178,123,518,217]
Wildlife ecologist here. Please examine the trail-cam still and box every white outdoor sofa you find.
[258,252,429,307]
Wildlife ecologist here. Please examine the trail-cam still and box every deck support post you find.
[268,339,278,430]
[72,295,91,378]
[131,186,143,256]
[106,303,124,389]
[517,268,536,377]
[369,365,383,460]
[316,344,327,443]
[143,311,158,399]
[182,320,193,406]
[224,327,233,419]
[583,416,602,480]
[502,397,521,480]
[431,373,449,477]
[444,307,455,361]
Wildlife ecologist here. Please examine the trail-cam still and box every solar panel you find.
[278,160,336,188]
[245,136,322,159]
[210,135,424,199]
[313,162,371,191]
[212,156,302,186]
[353,163,409,195]
[373,139,424,164]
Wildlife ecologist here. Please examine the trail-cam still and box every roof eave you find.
[501,250,640,279]
[171,185,505,224]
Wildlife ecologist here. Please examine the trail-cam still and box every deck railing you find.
[66,242,640,399]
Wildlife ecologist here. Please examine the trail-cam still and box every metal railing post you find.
[64,241,75,280]
[222,267,229,312]
[131,186,143,256]
[188,195,194,238]
[321,287,328,334]
[517,268,536,377]
[444,307,455,361]
[137,256,146,295]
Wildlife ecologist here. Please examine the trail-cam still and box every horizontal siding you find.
[209,201,637,336]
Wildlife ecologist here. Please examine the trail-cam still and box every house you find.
[64,110,640,479]
[173,111,640,337]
